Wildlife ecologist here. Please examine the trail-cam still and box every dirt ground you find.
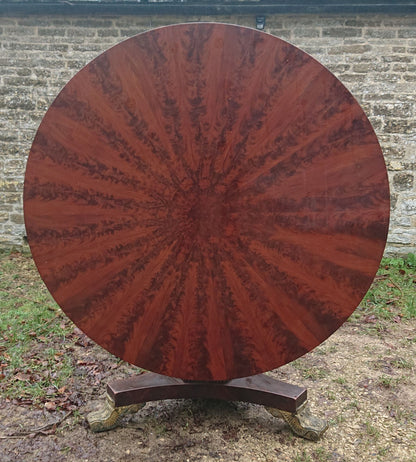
[1,311,416,462]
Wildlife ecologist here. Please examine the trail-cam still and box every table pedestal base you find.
[87,372,328,441]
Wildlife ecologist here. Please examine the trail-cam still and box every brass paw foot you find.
[87,394,145,432]
[266,402,328,441]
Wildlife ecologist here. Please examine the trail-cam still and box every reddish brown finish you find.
[108,372,307,413]
[24,23,390,381]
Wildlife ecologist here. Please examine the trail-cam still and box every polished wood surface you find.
[24,23,390,381]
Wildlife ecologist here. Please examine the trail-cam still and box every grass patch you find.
[351,254,416,321]
[0,252,75,405]
[391,357,414,369]
[364,421,380,439]
[377,375,401,389]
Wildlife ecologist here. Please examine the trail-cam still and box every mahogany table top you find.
[24,23,390,381]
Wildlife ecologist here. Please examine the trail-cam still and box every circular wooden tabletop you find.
[24,23,390,381]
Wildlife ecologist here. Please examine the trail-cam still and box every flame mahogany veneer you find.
[24,23,390,382]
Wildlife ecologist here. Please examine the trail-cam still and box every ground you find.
[1,253,415,461]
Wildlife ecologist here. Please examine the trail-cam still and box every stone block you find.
[328,44,371,55]
[5,95,36,111]
[382,55,413,63]
[323,27,362,38]
[393,173,414,191]
[365,28,397,39]
[404,200,416,215]
[47,44,70,52]
[38,28,66,37]
[4,26,37,36]
[398,29,416,38]
[3,42,48,51]
[384,120,416,134]
[66,28,96,38]
[97,29,120,38]
[292,28,320,38]
[388,160,405,170]
[10,214,24,225]
[388,232,413,245]
[373,102,414,118]
[392,216,412,227]
[17,18,72,27]
[4,76,44,87]
[73,19,114,28]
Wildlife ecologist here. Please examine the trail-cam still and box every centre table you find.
[24,23,390,440]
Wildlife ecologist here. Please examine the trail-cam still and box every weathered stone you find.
[393,173,414,191]
[384,120,416,134]
[292,28,320,38]
[353,63,390,73]
[328,44,371,55]
[392,46,406,53]
[388,160,405,171]
[38,28,66,37]
[47,44,70,52]
[66,59,90,70]
[5,95,36,111]
[323,27,362,38]
[4,76,44,87]
[365,28,397,39]
[392,63,416,72]
[389,232,413,245]
[66,28,96,38]
[382,55,413,63]
[0,179,23,192]
[392,216,412,227]
[10,214,24,225]
[4,26,37,36]
[3,42,48,51]
[72,19,114,28]
[97,29,120,38]
[373,102,414,118]
[404,200,416,215]
[398,29,416,38]
[17,18,72,27]
[346,19,383,27]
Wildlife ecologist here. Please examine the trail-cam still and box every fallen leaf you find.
[364,315,377,324]
[14,372,31,381]
[45,401,57,411]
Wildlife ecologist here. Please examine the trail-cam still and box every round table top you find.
[24,23,390,381]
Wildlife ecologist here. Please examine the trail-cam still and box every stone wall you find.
[0,14,415,255]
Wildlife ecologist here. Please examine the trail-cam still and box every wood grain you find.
[24,23,390,381]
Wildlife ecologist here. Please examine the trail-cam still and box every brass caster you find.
[87,394,145,432]
[266,402,328,441]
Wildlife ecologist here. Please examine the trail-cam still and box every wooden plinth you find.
[108,372,306,412]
